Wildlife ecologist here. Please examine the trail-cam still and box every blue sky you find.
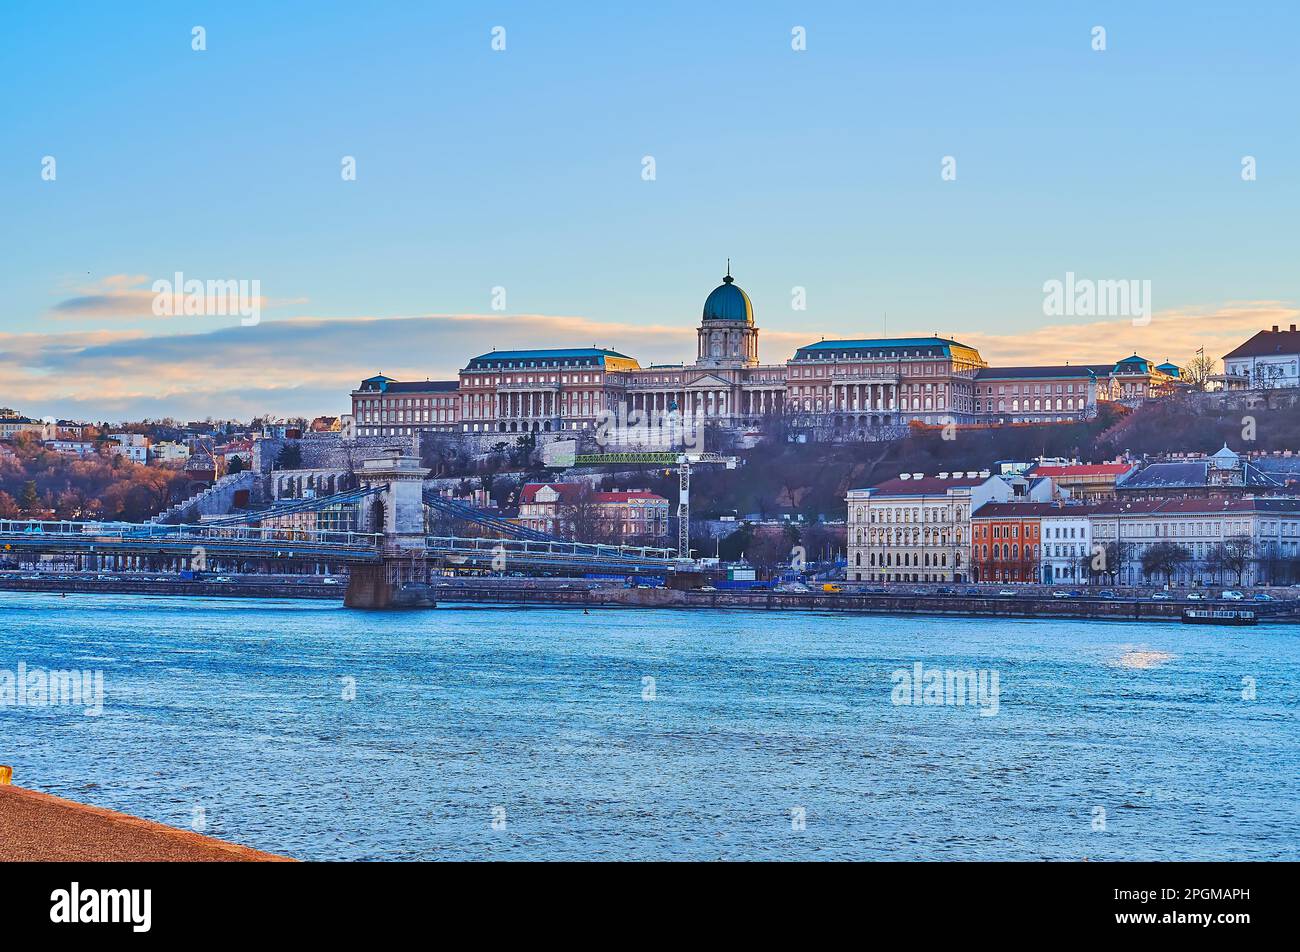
[3,1,1298,419]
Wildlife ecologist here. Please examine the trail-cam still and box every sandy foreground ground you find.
[0,785,290,862]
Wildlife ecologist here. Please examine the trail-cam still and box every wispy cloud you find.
[47,273,282,320]
[957,301,1298,367]
[4,301,1290,421]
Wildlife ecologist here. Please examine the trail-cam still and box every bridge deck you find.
[0,520,682,573]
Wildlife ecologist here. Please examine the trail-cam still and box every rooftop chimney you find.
[1291,324,1297,332]
[1272,325,1280,332]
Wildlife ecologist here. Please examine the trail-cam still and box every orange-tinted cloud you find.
[7,301,1291,420]
[957,301,1299,367]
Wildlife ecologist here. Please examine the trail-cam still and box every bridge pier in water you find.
[343,559,437,609]
[345,450,438,609]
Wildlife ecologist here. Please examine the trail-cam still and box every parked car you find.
[1252,593,1275,601]
[321,577,339,585]
[1151,592,1172,600]
[1221,590,1245,601]
[997,589,1017,597]
[1052,590,1073,599]
[1187,592,1206,600]
[1098,590,1118,600]
[965,587,982,596]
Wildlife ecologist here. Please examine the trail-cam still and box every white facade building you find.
[1040,511,1094,584]
[1089,497,1300,586]
[108,433,149,464]
[150,441,191,463]
[1221,325,1300,389]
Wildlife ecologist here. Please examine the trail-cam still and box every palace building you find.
[972,366,1100,423]
[348,269,1180,439]
[785,336,986,427]
[350,376,460,437]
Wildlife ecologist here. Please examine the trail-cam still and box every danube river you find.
[2,592,1296,860]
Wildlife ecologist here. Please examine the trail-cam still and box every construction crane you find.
[542,442,738,559]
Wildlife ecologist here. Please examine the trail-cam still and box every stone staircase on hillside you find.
[151,471,257,524]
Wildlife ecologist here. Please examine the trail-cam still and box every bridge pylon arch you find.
[356,450,431,549]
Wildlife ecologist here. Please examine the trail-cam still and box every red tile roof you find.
[1030,463,1135,478]
[520,483,583,504]
[974,502,1102,519]
[1089,497,1300,516]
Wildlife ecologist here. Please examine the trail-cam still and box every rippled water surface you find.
[2,593,1296,860]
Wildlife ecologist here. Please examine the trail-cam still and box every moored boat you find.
[1181,608,1257,626]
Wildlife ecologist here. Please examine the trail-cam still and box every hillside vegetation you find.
[688,396,1299,522]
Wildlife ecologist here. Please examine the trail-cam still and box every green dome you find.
[702,274,753,323]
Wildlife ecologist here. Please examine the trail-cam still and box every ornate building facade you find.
[350,376,460,438]
[785,337,987,427]
[347,270,1182,439]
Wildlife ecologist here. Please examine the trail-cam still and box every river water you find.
[1,592,1295,860]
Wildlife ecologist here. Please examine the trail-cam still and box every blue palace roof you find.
[702,273,754,323]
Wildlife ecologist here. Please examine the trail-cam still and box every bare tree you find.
[1079,539,1127,585]
[746,532,791,577]
[1210,535,1254,586]
[1141,541,1192,586]
[1182,350,1218,392]
[560,484,613,544]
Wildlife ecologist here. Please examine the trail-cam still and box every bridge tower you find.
[356,449,431,548]
[346,449,435,609]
